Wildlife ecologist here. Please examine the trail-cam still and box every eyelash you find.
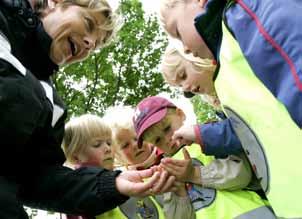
[179,72,187,80]
[85,18,94,32]
[164,125,171,133]
[155,137,161,144]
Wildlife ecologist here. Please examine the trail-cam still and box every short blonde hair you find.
[103,106,135,164]
[62,114,112,164]
[59,0,118,48]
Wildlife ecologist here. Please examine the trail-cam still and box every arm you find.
[194,118,243,157]
[163,184,195,219]
[198,153,252,190]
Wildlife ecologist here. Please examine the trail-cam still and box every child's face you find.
[164,57,216,95]
[78,136,114,170]
[162,0,213,59]
[143,109,185,156]
[115,129,153,165]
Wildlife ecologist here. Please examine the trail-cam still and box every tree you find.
[53,0,170,118]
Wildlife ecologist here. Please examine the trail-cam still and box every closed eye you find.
[164,125,171,133]
[155,137,161,144]
[85,17,94,32]
[122,142,130,149]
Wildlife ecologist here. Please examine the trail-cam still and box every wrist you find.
[188,166,201,184]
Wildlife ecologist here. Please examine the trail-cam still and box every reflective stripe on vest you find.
[215,21,302,217]
[0,32,64,127]
[174,144,275,218]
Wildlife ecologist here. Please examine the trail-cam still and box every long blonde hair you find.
[161,45,220,108]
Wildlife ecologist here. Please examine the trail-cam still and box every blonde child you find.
[133,96,275,218]
[61,114,163,219]
[103,106,195,219]
[161,45,244,159]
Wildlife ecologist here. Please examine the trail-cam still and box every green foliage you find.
[53,0,170,119]
[191,95,217,124]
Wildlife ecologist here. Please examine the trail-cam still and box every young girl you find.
[160,45,244,159]
[103,106,195,219]
[61,114,163,219]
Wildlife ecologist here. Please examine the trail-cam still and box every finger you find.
[171,128,183,141]
[134,171,160,195]
[162,157,185,167]
[160,163,182,178]
[137,168,154,179]
[160,175,176,193]
[182,148,191,160]
[152,170,169,193]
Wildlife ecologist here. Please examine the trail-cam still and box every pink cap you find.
[133,96,176,147]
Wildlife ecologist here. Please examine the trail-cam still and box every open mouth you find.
[68,37,77,56]
[103,157,113,162]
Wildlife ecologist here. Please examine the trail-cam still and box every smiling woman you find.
[41,0,117,65]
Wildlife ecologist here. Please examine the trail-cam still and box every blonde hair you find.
[58,0,119,48]
[161,45,220,108]
[103,106,135,164]
[158,0,185,27]
[62,114,112,164]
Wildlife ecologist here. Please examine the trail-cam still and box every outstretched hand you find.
[160,148,195,183]
[116,168,176,197]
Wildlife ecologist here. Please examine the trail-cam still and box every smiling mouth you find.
[68,37,76,56]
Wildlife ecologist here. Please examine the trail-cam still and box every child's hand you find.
[160,148,195,183]
[172,124,196,145]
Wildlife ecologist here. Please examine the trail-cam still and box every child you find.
[160,45,244,158]
[103,106,195,219]
[133,96,276,218]
[61,114,162,219]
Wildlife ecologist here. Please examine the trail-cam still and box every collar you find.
[194,0,226,62]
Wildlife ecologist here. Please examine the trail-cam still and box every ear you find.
[176,108,186,121]
[197,0,207,8]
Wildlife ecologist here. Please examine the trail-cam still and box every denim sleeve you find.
[197,119,243,158]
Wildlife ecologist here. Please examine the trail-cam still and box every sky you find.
[109,0,161,13]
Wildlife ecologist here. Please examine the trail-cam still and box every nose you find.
[182,83,191,92]
[104,144,111,153]
[83,36,96,50]
[183,45,191,54]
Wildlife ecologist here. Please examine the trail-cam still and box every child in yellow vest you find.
[61,114,163,219]
[133,96,276,218]
[103,106,195,219]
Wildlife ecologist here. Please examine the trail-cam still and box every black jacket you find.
[0,0,128,216]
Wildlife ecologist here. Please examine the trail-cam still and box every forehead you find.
[162,4,184,38]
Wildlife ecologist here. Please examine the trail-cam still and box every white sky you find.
[109,0,161,13]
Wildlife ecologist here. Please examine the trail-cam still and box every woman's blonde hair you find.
[103,106,135,165]
[62,114,112,164]
[57,0,119,48]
